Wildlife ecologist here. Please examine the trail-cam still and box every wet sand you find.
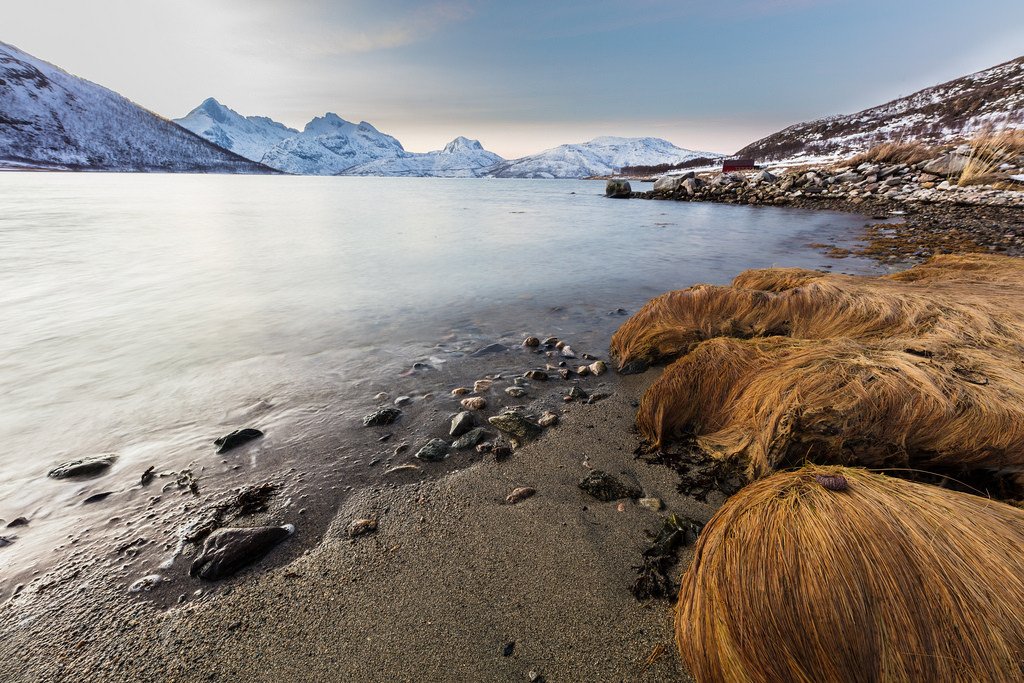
[0,370,721,682]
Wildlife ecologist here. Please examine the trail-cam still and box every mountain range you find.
[2,39,1022,174]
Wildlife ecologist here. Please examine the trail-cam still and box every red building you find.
[722,158,756,172]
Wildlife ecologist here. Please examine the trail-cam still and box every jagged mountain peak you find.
[443,136,484,154]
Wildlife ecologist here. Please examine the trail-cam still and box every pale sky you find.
[4,0,1024,157]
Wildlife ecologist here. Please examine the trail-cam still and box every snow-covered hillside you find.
[0,42,269,172]
[174,98,297,163]
[260,114,406,175]
[738,55,1024,162]
[342,136,503,177]
[488,136,716,178]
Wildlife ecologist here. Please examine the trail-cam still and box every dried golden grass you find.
[847,140,935,167]
[611,254,1024,479]
[676,465,1024,683]
[958,128,1024,186]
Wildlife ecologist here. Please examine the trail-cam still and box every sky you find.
[4,0,1024,157]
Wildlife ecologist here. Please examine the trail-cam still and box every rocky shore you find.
[609,148,1024,263]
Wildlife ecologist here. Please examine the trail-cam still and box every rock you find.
[586,392,611,404]
[348,518,378,538]
[605,179,632,198]
[560,345,577,359]
[214,428,264,454]
[83,492,113,505]
[414,439,450,462]
[502,641,516,657]
[492,442,513,460]
[751,170,777,184]
[575,365,591,377]
[922,153,970,177]
[524,370,548,381]
[566,385,588,401]
[140,466,156,486]
[451,387,471,396]
[589,360,607,376]
[473,379,493,393]
[639,497,664,511]
[363,407,402,427]
[189,525,294,580]
[834,171,861,183]
[538,411,559,427]
[523,337,540,348]
[384,464,421,475]
[6,517,28,528]
[0,535,14,548]
[128,574,165,592]
[374,392,389,402]
[48,454,117,480]
[488,413,543,442]
[461,397,487,411]
[681,177,701,195]
[452,427,491,450]
[506,487,536,504]
[505,386,527,398]
[653,175,682,193]
[557,368,571,380]
[394,396,413,407]
[471,343,508,357]
[578,471,642,501]
[450,411,475,437]
[542,337,559,346]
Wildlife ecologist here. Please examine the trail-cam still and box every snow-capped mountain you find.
[259,114,406,175]
[173,98,297,163]
[342,136,503,177]
[738,55,1024,162]
[0,42,270,172]
[488,136,716,178]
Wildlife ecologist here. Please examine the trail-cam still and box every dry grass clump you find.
[676,465,1024,683]
[958,128,1024,186]
[847,140,935,167]
[611,254,1024,480]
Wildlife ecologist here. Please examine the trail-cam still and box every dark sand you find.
[0,371,718,682]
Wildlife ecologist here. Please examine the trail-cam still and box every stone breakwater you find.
[609,153,1024,263]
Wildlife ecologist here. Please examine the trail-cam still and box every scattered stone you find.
[639,497,664,512]
[451,387,471,396]
[394,443,409,455]
[475,442,493,454]
[414,439,450,462]
[505,386,527,398]
[6,517,28,528]
[557,368,571,380]
[128,574,166,593]
[605,179,632,198]
[542,337,559,346]
[471,343,507,357]
[0,536,14,548]
[450,411,475,437]
[575,365,591,377]
[506,487,536,504]
[473,379,494,393]
[452,427,491,450]
[384,464,421,475]
[566,385,588,401]
[555,341,566,350]
[348,518,378,538]
[488,413,543,442]
[578,471,642,501]
[586,392,611,404]
[524,370,548,381]
[362,407,402,427]
[48,454,117,480]
[378,433,393,443]
[538,411,559,427]
[492,441,513,460]
[589,360,608,376]
[502,641,516,657]
[189,524,294,580]
[214,428,264,454]
[394,396,413,407]
[523,336,540,348]
[140,466,155,486]
[83,492,113,505]
[461,397,487,411]
[560,345,577,359]
[653,175,682,193]
[513,376,529,386]
[374,392,389,402]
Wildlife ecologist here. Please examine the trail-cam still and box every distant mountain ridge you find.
[0,41,270,173]
[174,98,297,163]
[738,55,1024,162]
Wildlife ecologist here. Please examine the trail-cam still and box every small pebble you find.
[473,379,493,393]
[523,337,540,348]
[506,487,536,504]
[451,387,471,396]
[461,397,487,411]
[348,518,378,538]
[538,411,559,427]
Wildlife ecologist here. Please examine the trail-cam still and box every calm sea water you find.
[0,174,879,592]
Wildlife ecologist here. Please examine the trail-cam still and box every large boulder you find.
[605,179,632,198]
[189,525,294,580]
[653,175,682,193]
[922,153,970,177]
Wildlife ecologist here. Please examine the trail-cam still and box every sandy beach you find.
[0,370,720,682]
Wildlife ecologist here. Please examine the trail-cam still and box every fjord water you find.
[0,174,877,589]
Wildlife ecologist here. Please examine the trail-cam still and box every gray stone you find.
[189,525,294,580]
[505,386,527,398]
[48,454,117,479]
[922,153,970,177]
[363,407,402,427]
[415,439,450,462]
[488,413,543,442]
[450,411,475,437]
[652,175,682,193]
[452,427,491,450]
[750,170,777,184]
[214,428,264,454]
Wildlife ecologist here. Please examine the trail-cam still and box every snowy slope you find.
[341,136,503,177]
[174,98,297,163]
[260,114,406,175]
[738,55,1024,162]
[0,42,270,172]
[488,136,716,178]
